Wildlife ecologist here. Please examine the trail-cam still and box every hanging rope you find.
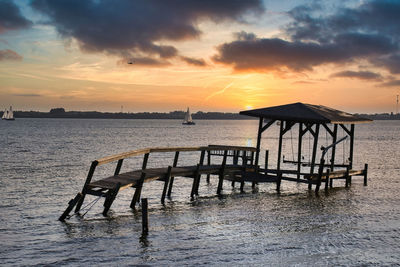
[67,195,102,219]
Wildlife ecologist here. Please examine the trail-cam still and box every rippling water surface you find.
[1,119,399,266]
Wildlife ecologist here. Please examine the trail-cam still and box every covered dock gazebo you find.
[240,102,371,192]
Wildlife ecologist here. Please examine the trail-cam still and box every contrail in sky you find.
[205,82,234,101]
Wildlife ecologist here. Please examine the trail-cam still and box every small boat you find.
[182,107,195,125]
[2,106,15,120]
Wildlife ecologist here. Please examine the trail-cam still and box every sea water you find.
[0,119,399,266]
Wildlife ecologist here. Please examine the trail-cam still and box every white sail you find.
[8,106,13,119]
[182,107,195,125]
[2,106,15,120]
[185,108,192,122]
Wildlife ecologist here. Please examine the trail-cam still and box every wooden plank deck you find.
[88,164,244,191]
[305,169,365,181]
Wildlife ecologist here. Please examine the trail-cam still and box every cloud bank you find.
[0,0,32,33]
[213,0,400,78]
[31,0,264,65]
[0,49,23,61]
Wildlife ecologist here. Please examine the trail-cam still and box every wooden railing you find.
[95,145,257,166]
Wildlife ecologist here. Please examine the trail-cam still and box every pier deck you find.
[59,144,367,221]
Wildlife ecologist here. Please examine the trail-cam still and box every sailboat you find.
[2,106,15,120]
[182,107,195,125]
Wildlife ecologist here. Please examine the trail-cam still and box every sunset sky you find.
[0,0,399,113]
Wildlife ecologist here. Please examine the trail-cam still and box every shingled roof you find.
[239,102,372,124]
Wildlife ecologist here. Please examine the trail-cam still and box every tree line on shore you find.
[5,108,252,120]
[2,107,399,120]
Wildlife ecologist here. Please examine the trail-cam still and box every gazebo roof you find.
[239,102,372,124]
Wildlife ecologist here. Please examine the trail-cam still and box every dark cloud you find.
[214,0,400,75]
[286,0,400,43]
[375,54,400,74]
[31,0,264,63]
[380,80,400,87]
[117,57,170,67]
[12,93,42,97]
[331,71,383,81]
[180,56,206,67]
[0,0,32,33]
[0,49,23,61]
[213,32,396,72]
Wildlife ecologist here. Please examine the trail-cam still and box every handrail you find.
[207,144,257,152]
[95,145,257,166]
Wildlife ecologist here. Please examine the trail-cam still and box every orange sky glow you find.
[0,1,399,113]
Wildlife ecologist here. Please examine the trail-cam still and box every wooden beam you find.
[322,123,334,137]
[193,150,206,196]
[254,118,263,167]
[75,161,98,213]
[161,166,172,204]
[330,124,338,171]
[261,119,276,133]
[282,121,296,135]
[339,124,351,135]
[308,123,320,190]
[265,150,269,171]
[130,153,149,209]
[349,124,355,169]
[217,150,228,195]
[114,159,123,175]
[297,122,302,181]
[103,182,121,216]
[277,120,284,172]
[206,150,211,183]
[167,151,180,197]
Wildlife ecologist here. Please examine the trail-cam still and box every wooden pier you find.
[60,103,371,221]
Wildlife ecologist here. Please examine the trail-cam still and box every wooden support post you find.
[193,150,206,196]
[265,150,269,173]
[161,166,172,204]
[345,166,350,188]
[167,151,179,197]
[348,124,355,184]
[240,153,247,192]
[310,124,320,175]
[277,120,284,172]
[330,175,333,188]
[59,193,82,221]
[297,122,303,181]
[232,150,238,187]
[103,182,121,216]
[364,163,368,186]
[309,124,320,190]
[191,164,201,199]
[276,172,282,193]
[315,159,325,193]
[330,124,338,171]
[114,159,123,175]
[254,117,263,167]
[131,153,149,209]
[141,198,148,235]
[75,161,98,213]
[325,169,330,191]
[206,150,211,183]
[251,150,256,188]
[217,150,228,195]
[349,124,355,170]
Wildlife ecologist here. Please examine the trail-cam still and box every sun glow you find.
[245,105,253,110]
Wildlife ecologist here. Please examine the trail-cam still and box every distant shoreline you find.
[2,109,399,120]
